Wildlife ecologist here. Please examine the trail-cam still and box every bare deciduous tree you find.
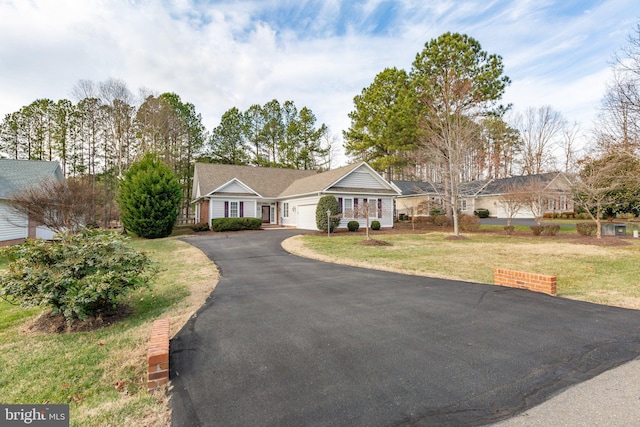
[515,105,566,175]
[573,153,640,238]
[7,177,98,236]
[497,182,528,228]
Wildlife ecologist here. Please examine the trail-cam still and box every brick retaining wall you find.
[494,268,557,296]
[147,319,170,393]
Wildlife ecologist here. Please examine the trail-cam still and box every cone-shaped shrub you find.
[118,153,182,238]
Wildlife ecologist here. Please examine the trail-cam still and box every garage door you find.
[297,204,318,230]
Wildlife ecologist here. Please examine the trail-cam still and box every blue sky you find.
[1,0,639,164]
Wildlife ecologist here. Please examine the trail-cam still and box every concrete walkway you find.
[493,358,640,426]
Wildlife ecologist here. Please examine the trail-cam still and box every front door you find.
[261,205,270,223]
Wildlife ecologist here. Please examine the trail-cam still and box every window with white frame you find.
[229,201,239,217]
[548,198,555,211]
[368,198,378,219]
[343,198,354,218]
[560,195,567,211]
[458,199,467,211]
[283,202,289,218]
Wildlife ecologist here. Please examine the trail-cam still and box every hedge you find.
[211,217,262,232]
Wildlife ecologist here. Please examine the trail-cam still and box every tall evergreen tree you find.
[118,153,182,239]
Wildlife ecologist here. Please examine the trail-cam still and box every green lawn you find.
[297,232,640,309]
[0,235,217,426]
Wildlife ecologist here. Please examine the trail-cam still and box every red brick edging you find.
[494,268,557,296]
[147,319,170,393]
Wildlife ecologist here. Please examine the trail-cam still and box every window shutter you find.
[338,197,343,213]
[240,201,244,217]
[354,198,358,207]
[378,198,382,218]
[224,201,229,218]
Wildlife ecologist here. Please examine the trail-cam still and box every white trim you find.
[205,178,263,198]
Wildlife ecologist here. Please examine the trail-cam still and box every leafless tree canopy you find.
[7,177,98,235]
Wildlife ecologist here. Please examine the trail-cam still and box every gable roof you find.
[194,163,318,199]
[0,159,64,199]
[193,162,399,201]
[278,163,362,198]
[393,172,570,198]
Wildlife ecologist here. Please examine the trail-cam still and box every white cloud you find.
[1,0,640,166]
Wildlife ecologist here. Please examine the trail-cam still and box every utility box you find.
[601,223,627,236]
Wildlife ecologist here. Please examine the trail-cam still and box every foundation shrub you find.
[347,221,360,232]
[371,220,381,230]
[211,218,262,232]
[191,222,210,232]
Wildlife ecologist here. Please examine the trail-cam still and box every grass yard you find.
[0,235,217,426]
[288,232,640,309]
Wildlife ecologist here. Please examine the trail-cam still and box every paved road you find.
[170,230,640,426]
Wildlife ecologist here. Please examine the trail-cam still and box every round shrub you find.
[530,225,544,236]
[433,215,451,227]
[576,222,597,236]
[430,207,445,217]
[192,222,210,232]
[458,214,480,231]
[473,208,490,218]
[504,225,515,235]
[543,224,560,236]
[371,220,381,230]
[315,196,340,232]
[347,221,360,232]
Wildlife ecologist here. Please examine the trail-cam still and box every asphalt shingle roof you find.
[0,159,63,199]
[194,163,319,199]
[393,172,567,197]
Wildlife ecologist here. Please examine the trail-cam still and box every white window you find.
[229,201,239,218]
[560,195,567,211]
[343,198,354,219]
[283,202,289,218]
[458,199,467,211]
[368,199,378,219]
[548,199,555,211]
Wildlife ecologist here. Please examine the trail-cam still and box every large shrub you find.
[118,153,182,239]
[0,229,152,323]
[211,217,262,232]
[316,196,341,232]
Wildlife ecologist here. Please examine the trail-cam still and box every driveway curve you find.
[170,230,640,426]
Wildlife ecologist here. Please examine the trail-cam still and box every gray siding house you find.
[0,159,64,245]
[192,162,400,230]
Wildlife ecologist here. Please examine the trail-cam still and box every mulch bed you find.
[22,304,133,334]
[355,239,392,246]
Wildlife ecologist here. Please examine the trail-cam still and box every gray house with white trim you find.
[0,159,64,245]
[192,162,400,230]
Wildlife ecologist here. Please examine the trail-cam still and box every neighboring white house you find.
[0,159,64,245]
[393,172,574,219]
[192,162,400,230]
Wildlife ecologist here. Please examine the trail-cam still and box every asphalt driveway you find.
[170,230,640,426]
